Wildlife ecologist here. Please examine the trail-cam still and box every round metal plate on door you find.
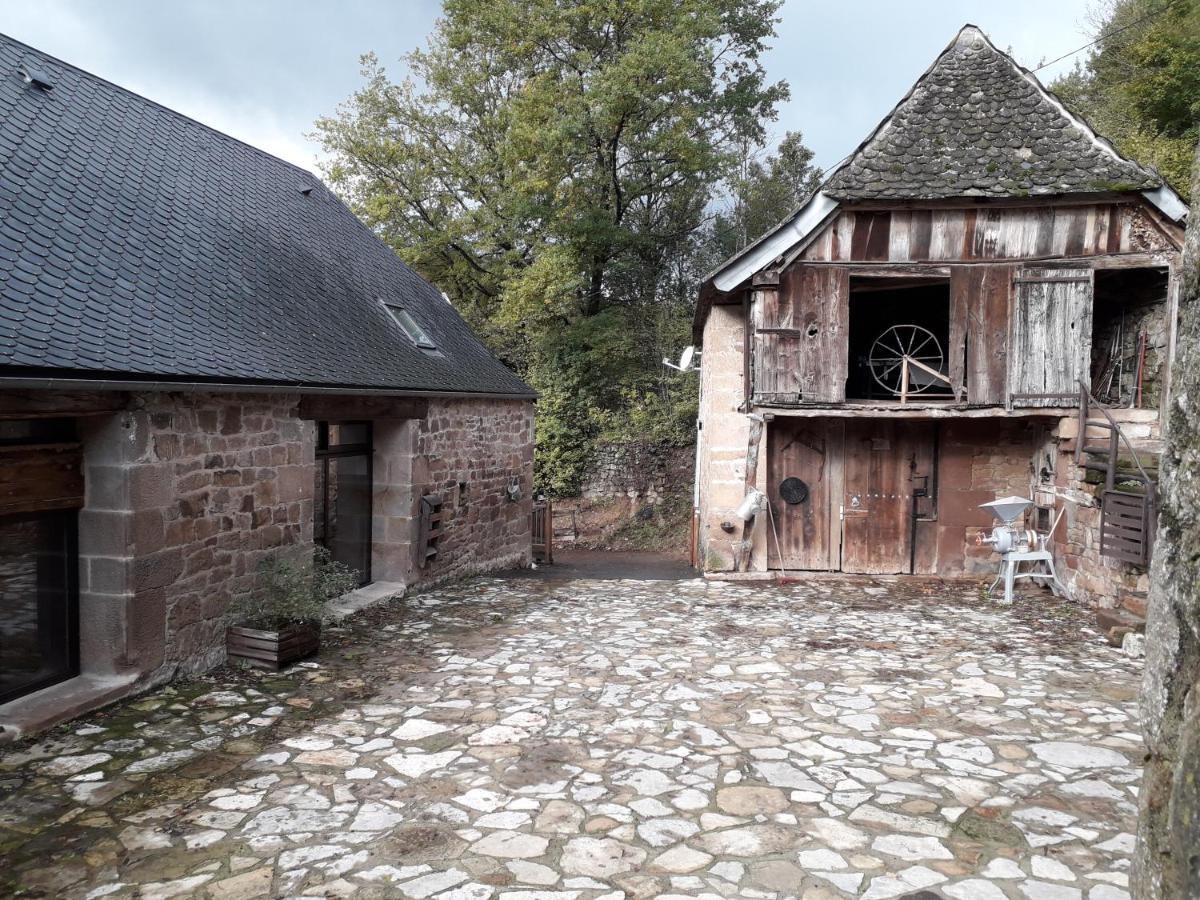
[779,477,809,504]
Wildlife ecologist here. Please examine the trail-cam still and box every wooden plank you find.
[0,391,129,419]
[734,416,765,572]
[851,212,891,261]
[299,396,429,421]
[951,264,1013,405]
[0,443,84,515]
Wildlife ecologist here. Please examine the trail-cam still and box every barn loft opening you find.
[1090,266,1169,409]
[846,276,952,402]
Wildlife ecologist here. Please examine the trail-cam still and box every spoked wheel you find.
[869,325,945,396]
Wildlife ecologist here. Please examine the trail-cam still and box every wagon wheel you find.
[869,325,945,396]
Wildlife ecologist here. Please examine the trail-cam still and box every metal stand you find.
[987,550,1070,605]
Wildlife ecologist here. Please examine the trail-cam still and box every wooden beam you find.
[0,390,130,419]
[298,396,429,421]
[0,443,84,514]
[734,416,765,572]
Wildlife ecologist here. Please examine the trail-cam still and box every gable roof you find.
[0,33,534,398]
[700,24,1187,310]
[823,25,1160,200]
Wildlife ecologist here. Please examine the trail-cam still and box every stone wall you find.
[915,420,1040,576]
[411,398,534,583]
[1133,148,1197,900]
[78,392,313,681]
[1048,408,1162,608]
[580,441,693,505]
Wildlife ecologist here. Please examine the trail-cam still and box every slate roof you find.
[0,33,533,397]
[823,25,1162,201]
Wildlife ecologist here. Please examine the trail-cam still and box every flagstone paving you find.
[0,571,1143,899]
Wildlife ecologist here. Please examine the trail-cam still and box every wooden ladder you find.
[1075,385,1159,567]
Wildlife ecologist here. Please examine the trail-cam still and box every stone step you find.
[1122,590,1148,619]
[1097,606,1146,647]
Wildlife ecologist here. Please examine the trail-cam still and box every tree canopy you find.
[317,0,792,494]
[1052,0,1200,198]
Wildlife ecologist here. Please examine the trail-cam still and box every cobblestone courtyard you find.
[0,569,1143,899]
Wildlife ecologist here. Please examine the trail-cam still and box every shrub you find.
[230,547,359,630]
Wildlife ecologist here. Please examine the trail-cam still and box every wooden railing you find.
[1076,382,1159,566]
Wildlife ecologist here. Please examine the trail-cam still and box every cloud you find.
[0,0,1094,175]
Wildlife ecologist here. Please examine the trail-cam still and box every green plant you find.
[230,547,359,630]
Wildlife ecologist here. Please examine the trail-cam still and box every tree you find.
[1134,135,1200,900]
[1052,0,1200,197]
[701,129,823,268]
[317,0,790,493]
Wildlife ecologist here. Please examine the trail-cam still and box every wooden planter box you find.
[226,622,320,670]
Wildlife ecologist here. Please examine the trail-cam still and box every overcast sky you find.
[1,0,1100,174]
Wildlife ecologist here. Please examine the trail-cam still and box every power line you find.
[1032,0,1184,72]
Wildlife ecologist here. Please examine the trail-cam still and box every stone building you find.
[692,26,1187,623]
[0,34,535,736]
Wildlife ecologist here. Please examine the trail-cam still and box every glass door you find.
[315,422,373,585]
[0,511,79,704]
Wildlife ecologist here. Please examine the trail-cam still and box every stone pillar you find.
[371,419,417,583]
[76,410,161,676]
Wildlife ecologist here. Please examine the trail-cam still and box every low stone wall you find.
[580,441,693,505]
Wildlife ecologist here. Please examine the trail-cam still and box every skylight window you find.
[384,303,436,349]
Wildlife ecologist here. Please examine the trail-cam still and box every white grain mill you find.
[976,496,1071,604]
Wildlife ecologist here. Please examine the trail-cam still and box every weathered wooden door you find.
[1008,268,1093,402]
[767,419,841,570]
[752,264,849,404]
[840,421,936,574]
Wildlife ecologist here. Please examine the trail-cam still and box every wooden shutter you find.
[1008,268,1093,405]
[752,265,848,404]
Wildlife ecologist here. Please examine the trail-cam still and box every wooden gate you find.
[531,500,553,564]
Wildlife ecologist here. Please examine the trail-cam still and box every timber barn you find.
[693,25,1187,614]
[0,35,535,735]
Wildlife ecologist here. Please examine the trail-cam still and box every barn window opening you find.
[1090,267,1169,408]
[846,276,952,402]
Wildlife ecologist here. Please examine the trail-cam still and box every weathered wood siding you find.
[799,202,1175,263]
[949,265,1014,405]
[752,265,848,403]
[1009,268,1094,403]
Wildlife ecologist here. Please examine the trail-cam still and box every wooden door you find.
[1009,268,1093,403]
[840,421,936,574]
[767,419,841,570]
